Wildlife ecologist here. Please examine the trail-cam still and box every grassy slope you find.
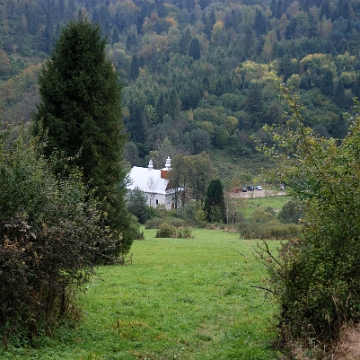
[1,229,280,360]
[239,196,291,218]
[210,148,273,183]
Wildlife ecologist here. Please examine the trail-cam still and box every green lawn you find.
[239,195,291,218]
[1,229,281,360]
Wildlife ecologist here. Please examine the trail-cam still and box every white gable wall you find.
[143,192,174,210]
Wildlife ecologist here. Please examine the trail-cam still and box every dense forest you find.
[1,0,360,178]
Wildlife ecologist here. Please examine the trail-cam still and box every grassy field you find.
[0,229,281,360]
[237,195,291,218]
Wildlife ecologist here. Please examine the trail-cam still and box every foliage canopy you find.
[203,179,226,223]
[0,126,107,341]
[32,20,132,258]
[257,85,360,356]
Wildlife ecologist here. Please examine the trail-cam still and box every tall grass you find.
[0,229,280,359]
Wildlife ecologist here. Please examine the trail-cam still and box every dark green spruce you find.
[204,179,226,223]
[32,20,133,261]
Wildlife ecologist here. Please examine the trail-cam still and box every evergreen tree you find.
[320,69,334,98]
[78,8,85,21]
[32,20,133,260]
[270,0,278,18]
[203,179,226,223]
[338,0,351,19]
[302,0,310,13]
[24,2,37,35]
[199,0,210,10]
[180,28,192,54]
[157,92,167,121]
[92,9,100,24]
[345,19,352,34]
[254,9,267,36]
[68,0,76,12]
[244,28,254,57]
[277,0,285,18]
[320,0,331,19]
[112,27,120,44]
[189,38,201,60]
[129,98,146,143]
[42,13,54,54]
[167,88,180,118]
[246,82,264,128]
[278,55,293,82]
[203,8,216,37]
[130,55,139,81]
[59,0,65,17]
[353,75,360,98]
[334,80,345,108]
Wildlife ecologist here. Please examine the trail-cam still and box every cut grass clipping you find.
[1,229,280,359]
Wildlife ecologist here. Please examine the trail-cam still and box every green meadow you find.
[238,195,291,218]
[1,229,281,360]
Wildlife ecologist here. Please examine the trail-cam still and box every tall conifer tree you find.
[130,54,139,80]
[32,20,132,260]
[204,179,226,223]
[189,38,201,60]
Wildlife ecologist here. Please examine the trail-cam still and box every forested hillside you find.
[1,0,359,177]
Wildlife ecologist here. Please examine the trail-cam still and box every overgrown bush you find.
[127,215,145,240]
[239,208,302,240]
[239,221,301,239]
[154,223,193,238]
[155,223,177,238]
[176,228,193,238]
[0,129,107,342]
[256,87,360,357]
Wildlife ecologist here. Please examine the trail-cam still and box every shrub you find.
[127,215,145,240]
[0,130,106,342]
[176,228,193,238]
[155,223,177,238]
[154,223,193,239]
[239,220,302,240]
[252,208,276,223]
[126,188,148,224]
[257,88,360,357]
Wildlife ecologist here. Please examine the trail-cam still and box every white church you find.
[127,157,181,210]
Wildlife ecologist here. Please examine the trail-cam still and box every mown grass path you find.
[1,229,280,359]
